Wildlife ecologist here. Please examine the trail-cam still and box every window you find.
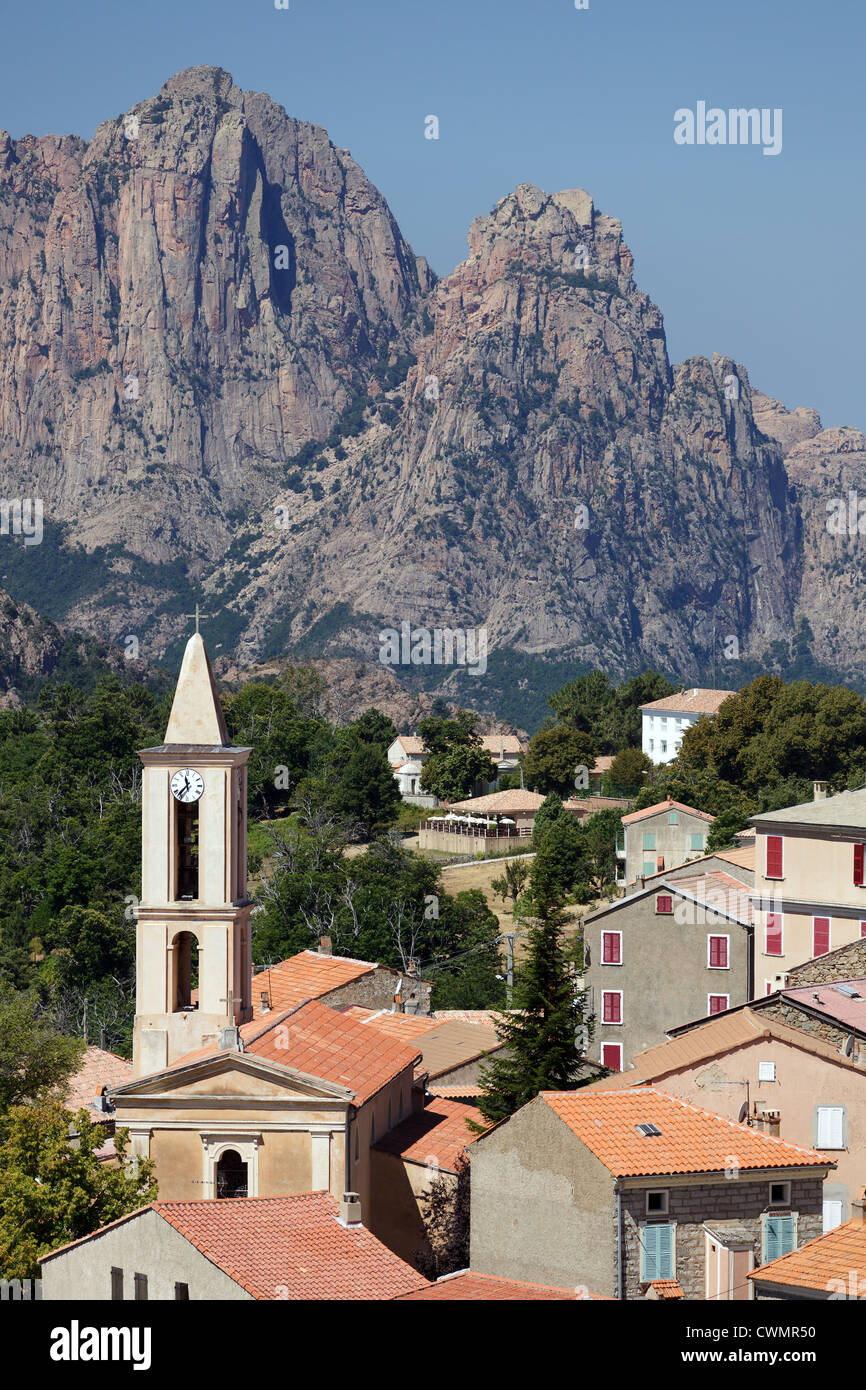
[708,935,729,969]
[602,990,622,1025]
[656,894,673,914]
[640,1223,674,1281]
[861,922,866,939]
[766,835,784,879]
[690,833,704,851]
[763,1214,795,1263]
[812,917,830,957]
[660,741,667,754]
[601,931,622,965]
[648,739,654,751]
[769,1181,791,1207]
[758,1061,776,1082]
[643,832,656,850]
[669,812,678,825]
[643,861,656,876]
[823,1199,844,1233]
[765,913,783,956]
[855,843,865,886]
[601,1042,622,1071]
[215,1149,248,1198]
[110,1267,123,1301]
[765,980,774,995]
[174,1282,189,1301]
[816,1106,845,1149]
[708,994,729,1015]
[134,1273,148,1302]
[656,855,664,871]
[646,1190,669,1215]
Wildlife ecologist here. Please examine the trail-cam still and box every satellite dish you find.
[846,1034,855,1057]
[737,1102,749,1123]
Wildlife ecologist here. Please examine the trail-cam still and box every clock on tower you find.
[132,633,253,1076]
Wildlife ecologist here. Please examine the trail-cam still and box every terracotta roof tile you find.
[639,689,736,715]
[428,1084,484,1099]
[374,1097,485,1170]
[395,1271,607,1300]
[64,1046,132,1117]
[446,790,546,813]
[540,1089,833,1177]
[621,798,715,826]
[170,1000,420,1107]
[251,950,379,1013]
[340,1006,442,1040]
[749,1218,866,1293]
[153,1194,426,1300]
[645,1278,686,1299]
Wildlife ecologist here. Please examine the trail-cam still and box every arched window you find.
[175,802,199,899]
[172,932,199,1012]
[216,1149,248,1199]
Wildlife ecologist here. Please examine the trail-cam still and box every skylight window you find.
[833,984,860,998]
[636,1122,662,1137]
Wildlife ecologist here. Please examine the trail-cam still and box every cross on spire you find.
[184,601,209,635]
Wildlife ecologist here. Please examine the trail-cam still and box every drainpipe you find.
[746,924,754,1002]
[615,1180,624,1300]
[344,1108,352,1199]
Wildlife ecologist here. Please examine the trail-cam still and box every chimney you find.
[338,1192,362,1226]
[851,1187,866,1224]
[318,935,332,957]
[259,991,270,1015]
[752,1107,781,1137]
[813,781,827,801]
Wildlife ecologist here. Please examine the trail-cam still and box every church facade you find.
[111,633,427,1227]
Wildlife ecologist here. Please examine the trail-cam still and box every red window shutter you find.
[709,994,728,1016]
[602,992,621,1024]
[765,913,782,956]
[601,1043,621,1072]
[855,844,865,886]
[766,835,783,879]
[813,917,830,957]
[709,936,728,968]
[656,895,673,915]
[861,922,866,939]
[602,932,621,964]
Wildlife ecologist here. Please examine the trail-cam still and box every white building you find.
[640,688,736,765]
[386,733,523,804]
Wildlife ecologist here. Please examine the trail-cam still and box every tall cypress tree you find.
[474,877,592,1127]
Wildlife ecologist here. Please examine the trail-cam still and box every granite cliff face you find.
[0,66,863,699]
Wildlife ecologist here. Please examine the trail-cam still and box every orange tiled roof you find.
[64,1046,132,1116]
[252,950,379,1012]
[446,789,546,813]
[374,1097,484,1170]
[622,798,714,826]
[749,1218,866,1293]
[152,1195,426,1300]
[540,1089,833,1177]
[645,1279,686,1299]
[395,1272,607,1300]
[340,1006,442,1040]
[169,999,421,1107]
[428,1084,484,1099]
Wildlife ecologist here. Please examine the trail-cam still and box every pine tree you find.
[474,880,592,1127]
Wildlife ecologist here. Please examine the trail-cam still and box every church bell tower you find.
[133,633,253,1076]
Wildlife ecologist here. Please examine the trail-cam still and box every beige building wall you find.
[469,1095,615,1295]
[636,1035,859,1224]
[42,1209,248,1301]
[754,827,866,985]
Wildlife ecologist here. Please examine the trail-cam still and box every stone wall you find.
[786,938,866,985]
[758,1000,849,1050]
[620,1178,824,1300]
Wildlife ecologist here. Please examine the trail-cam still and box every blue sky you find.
[2,0,863,429]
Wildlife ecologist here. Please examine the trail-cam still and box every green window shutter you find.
[643,861,655,876]
[691,833,704,851]
[643,833,656,850]
[669,812,678,824]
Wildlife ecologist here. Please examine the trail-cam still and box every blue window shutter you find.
[642,1224,673,1281]
[658,1223,674,1279]
[642,1224,659,1280]
[780,1215,795,1256]
[765,1215,794,1263]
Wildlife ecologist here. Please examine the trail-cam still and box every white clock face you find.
[171,768,204,803]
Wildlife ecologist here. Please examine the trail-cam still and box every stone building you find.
[619,797,716,888]
[469,1088,831,1300]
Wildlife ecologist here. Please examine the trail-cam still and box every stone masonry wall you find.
[786,939,866,985]
[620,1178,824,1300]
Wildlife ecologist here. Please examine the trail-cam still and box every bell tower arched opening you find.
[175,801,199,900]
[172,931,199,1012]
[216,1148,248,1199]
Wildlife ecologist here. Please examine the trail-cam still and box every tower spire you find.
[164,633,229,746]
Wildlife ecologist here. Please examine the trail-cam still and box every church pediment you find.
[111,1049,354,1106]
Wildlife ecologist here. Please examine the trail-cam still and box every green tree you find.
[328,741,401,838]
[608,746,652,792]
[350,708,398,750]
[420,744,496,801]
[524,726,596,797]
[475,884,592,1126]
[425,890,506,1011]
[531,792,567,847]
[0,986,83,1116]
[46,905,134,990]
[415,1151,472,1279]
[0,1102,157,1279]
